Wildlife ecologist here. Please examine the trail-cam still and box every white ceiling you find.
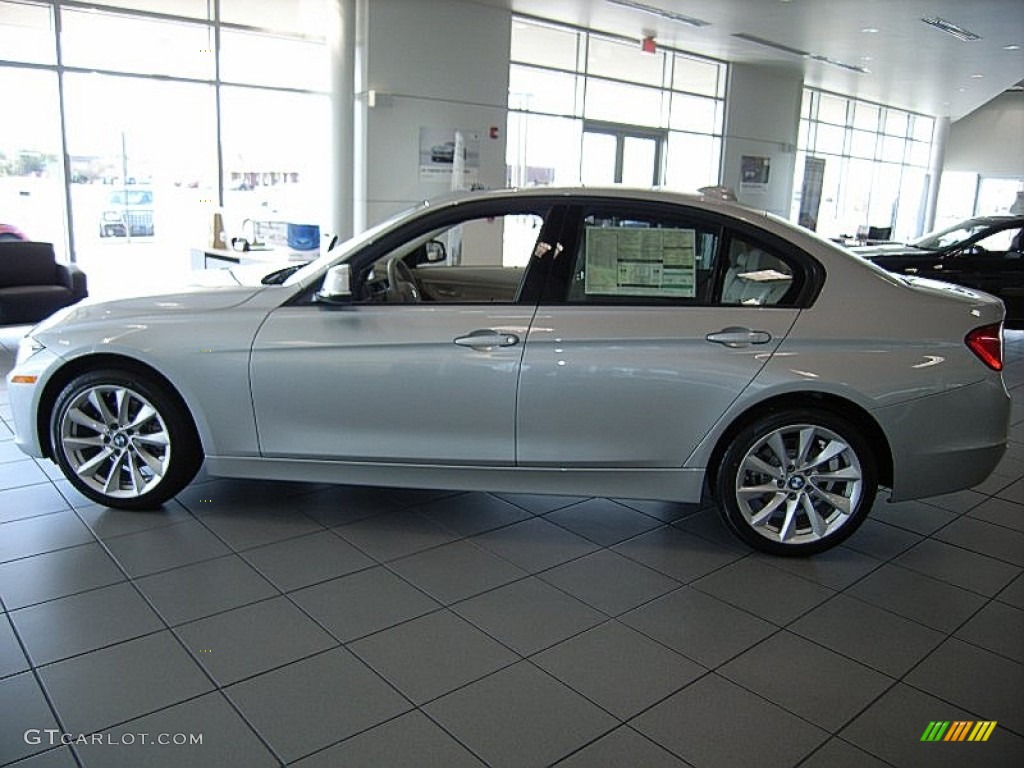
[473,0,1024,120]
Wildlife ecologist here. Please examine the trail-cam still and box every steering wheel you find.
[385,256,421,303]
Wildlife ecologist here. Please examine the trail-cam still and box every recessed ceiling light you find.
[921,16,981,42]
[1005,44,1021,51]
[957,86,968,91]
[861,55,873,61]
[861,27,879,34]
[970,73,985,78]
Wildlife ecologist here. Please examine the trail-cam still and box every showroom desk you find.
[190,246,314,270]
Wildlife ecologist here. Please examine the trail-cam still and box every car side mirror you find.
[425,239,447,263]
[316,264,352,303]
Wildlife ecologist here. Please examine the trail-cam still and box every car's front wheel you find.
[716,409,877,556]
[51,369,202,510]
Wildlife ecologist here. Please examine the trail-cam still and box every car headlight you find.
[15,336,45,367]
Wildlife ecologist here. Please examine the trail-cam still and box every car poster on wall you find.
[419,127,480,184]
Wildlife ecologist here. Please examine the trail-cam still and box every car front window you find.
[912,222,991,250]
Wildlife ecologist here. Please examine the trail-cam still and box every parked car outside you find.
[99,187,155,237]
[854,215,1024,324]
[7,188,1011,555]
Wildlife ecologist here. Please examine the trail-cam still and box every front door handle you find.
[454,329,520,349]
[706,327,772,347]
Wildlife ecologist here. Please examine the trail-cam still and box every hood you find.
[33,285,265,333]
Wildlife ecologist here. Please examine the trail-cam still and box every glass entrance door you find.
[581,124,664,186]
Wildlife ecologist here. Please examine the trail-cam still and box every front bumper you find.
[6,345,63,459]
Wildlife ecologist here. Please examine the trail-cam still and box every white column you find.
[329,0,356,240]
[924,116,950,235]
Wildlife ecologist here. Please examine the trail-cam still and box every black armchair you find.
[0,241,88,325]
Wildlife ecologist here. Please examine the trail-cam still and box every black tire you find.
[715,408,877,556]
[50,368,202,510]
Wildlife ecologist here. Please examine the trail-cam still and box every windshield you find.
[282,202,422,287]
[911,220,992,251]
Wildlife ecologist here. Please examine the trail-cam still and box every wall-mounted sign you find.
[419,127,480,184]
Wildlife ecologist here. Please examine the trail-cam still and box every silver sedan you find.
[6,188,1011,555]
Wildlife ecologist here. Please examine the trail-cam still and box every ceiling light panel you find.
[605,0,711,28]
[920,16,982,42]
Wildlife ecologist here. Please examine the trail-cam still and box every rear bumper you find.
[879,377,1010,501]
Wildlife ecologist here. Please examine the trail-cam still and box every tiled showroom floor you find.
[1,324,1023,768]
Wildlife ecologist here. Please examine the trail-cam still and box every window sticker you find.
[584,226,697,297]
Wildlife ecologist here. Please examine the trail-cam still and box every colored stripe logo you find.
[920,721,997,742]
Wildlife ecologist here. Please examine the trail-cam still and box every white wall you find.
[944,92,1024,176]
[363,0,511,226]
[721,64,802,217]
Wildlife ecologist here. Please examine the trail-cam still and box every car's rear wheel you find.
[716,409,876,556]
[51,369,202,510]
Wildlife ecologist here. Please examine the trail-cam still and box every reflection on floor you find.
[1,325,1022,767]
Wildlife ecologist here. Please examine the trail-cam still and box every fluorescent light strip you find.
[732,33,867,74]
[605,0,711,28]
[921,16,981,42]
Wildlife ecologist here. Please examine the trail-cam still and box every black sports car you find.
[855,215,1024,323]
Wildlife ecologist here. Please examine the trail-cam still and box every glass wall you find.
[792,89,935,241]
[507,16,725,192]
[0,0,329,297]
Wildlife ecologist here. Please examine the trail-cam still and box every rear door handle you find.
[706,327,772,347]
[454,329,520,349]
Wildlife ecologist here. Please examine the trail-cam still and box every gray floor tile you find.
[425,661,617,768]
[932,516,1024,567]
[11,582,163,665]
[104,518,232,577]
[544,498,662,546]
[290,484,401,528]
[719,630,892,732]
[998,572,1024,609]
[0,437,27,464]
[905,638,1024,735]
[692,558,835,625]
[0,613,28,678]
[922,488,988,514]
[335,509,457,562]
[870,497,959,535]
[969,495,1024,532]
[750,546,882,590]
[616,498,702,523]
[76,501,191,539]
[846,563,988,633]
[533,621,705,720]
[796,738,892,768]
[40,631,213,734]
[472,517,599,573]
[175,596,336,685]
[291,566,440,642]
[453,577,605,655]
[226,648,410,763]
[187,503,324,551]
[539,549,680,616]
[843,518,924,560]
[0,483,69,524]
[621,587,775,668]
[0,672,62,765]
[135,554,278,626]
[76,691,279,768]
[842,683,1024,768]
[242,530,375,591]
[554,726,692,767]
[0,458,49,491]
[350,610,517,704]
[893,539,1021,596]
[493,492,586,515]
[10,747,79,768]
[632,674,827,768]
[996,478,1024,504]
[613,526,744,583]
[0,541,124,610]
[418,492,532,536]
[955,600,1024,663]
[388,540,526,604]
[671,508,753,552]
[52,477,97,508]
[790,594,945,677]
[291,710,486,767]
[0,510,94,563]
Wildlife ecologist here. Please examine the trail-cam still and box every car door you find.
[516,203,810,468]
[249,201,561,465]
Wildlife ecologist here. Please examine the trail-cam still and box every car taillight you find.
[965,323,1003,372]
